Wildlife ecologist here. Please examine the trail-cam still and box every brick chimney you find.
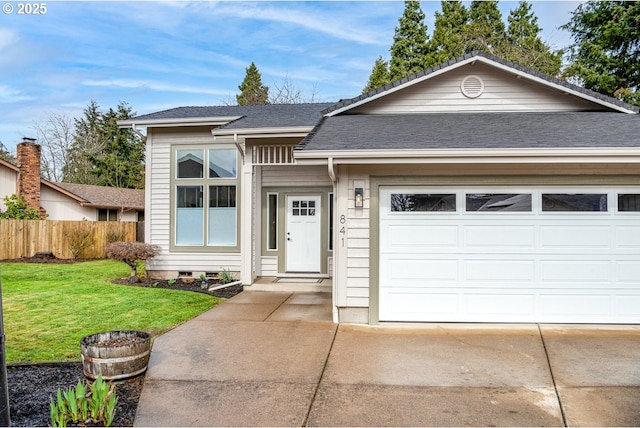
[16,138,44,217]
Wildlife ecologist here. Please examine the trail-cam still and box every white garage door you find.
[379,187,640,323]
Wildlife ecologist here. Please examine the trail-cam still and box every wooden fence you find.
[0,220,138,260]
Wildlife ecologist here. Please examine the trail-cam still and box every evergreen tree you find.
[465,0,505,54]
[561,1,639,106]
[64,101,145,188]
[429,1,469,65]
[236,62,269,105]
[364,0,568,89]
[503,1,562,76]
[363,56,390,93]
[87,102,145,189]
[64,100,103,185]
[0,142,15,163]
[506,0,540,44]
[389,1,431,81]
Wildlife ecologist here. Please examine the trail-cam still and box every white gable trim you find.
[327,55,637,116]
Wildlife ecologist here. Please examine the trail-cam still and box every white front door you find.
[286,195,321,272]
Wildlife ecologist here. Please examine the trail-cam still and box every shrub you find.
[0,194,42,219]
[68,229,93,259]
[105,229,127,244]
[218,268,236,284]
[105,241,160,279]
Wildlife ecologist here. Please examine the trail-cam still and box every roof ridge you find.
[322,50,639,115]
[216,115,247,130]
[296,116,328,150]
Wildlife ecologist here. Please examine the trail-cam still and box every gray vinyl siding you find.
[261,165,332,187]
[351,64,603,114]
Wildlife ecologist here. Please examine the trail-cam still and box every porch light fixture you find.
[355,187,364,208]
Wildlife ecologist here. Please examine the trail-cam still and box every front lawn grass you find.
[0,260,219,363]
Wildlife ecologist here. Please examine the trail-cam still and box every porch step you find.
[246,277,332,293]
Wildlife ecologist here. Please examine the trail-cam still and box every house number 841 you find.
[339,215,346,247]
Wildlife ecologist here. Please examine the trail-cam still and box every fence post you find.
[0,269,11,425]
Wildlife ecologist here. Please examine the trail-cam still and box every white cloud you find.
[81,79,230,96]
[0,28,18,51]
[0,85,35,103]
[208,2,389,46]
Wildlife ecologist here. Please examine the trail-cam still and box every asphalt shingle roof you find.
[127,103,334,129]
[297,112,640,151]
[54,183,145,210]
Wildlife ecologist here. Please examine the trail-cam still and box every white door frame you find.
[285,195,321,272]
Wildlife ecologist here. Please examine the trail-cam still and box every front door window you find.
[286,196,321,272]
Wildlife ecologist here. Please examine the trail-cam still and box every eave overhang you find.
[212,126,314,140]
[118,116,243,128]
[293,147,640,165]
[79,202,143,211]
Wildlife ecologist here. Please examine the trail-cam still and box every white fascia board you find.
[118,116,242,128]
[481,58,638,114]
[212,126,313,139]
[293,147,640,165]
[326,60,473,117]
[327,55,637,116]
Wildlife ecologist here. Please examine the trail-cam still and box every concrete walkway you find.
[134,291,640,427]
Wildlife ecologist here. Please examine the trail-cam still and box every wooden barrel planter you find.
[80,330,151,381]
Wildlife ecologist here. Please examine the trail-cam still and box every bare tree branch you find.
[31,112,75,182]
[269,76,320,104]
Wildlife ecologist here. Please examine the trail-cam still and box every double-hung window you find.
[175,147,238,248]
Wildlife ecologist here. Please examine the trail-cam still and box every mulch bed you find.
[5,256,243,427]
[112,276,244,299]
[8,362,143,427]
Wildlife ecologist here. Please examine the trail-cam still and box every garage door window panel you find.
[465,193,532,212]
[618,194,640,212]
[542,194,607,212]
[391,194,456,212]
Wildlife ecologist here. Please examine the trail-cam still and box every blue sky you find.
[0,1,582,153]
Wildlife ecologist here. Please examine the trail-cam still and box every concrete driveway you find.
[134,291,640,427]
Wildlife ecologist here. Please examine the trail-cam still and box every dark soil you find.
[5,257,243,426]
[112,276,244,299]
[7,362,143,427]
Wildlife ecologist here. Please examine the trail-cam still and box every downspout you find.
[328,156,337,184]
[328,157,339,324]
[233,133,245,160]
[130,124,146,140]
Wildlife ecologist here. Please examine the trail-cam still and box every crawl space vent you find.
[461,75,484,98]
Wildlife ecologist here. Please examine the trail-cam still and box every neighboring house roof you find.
[297,112,640,152]
[1,152,144,212]
[54,183,145,211]
[324,51,640,116]
[0,157,87,204]
[120,103,334,131]
[0,157,18,173]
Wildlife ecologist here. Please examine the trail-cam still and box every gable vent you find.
[461,75,484,98]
